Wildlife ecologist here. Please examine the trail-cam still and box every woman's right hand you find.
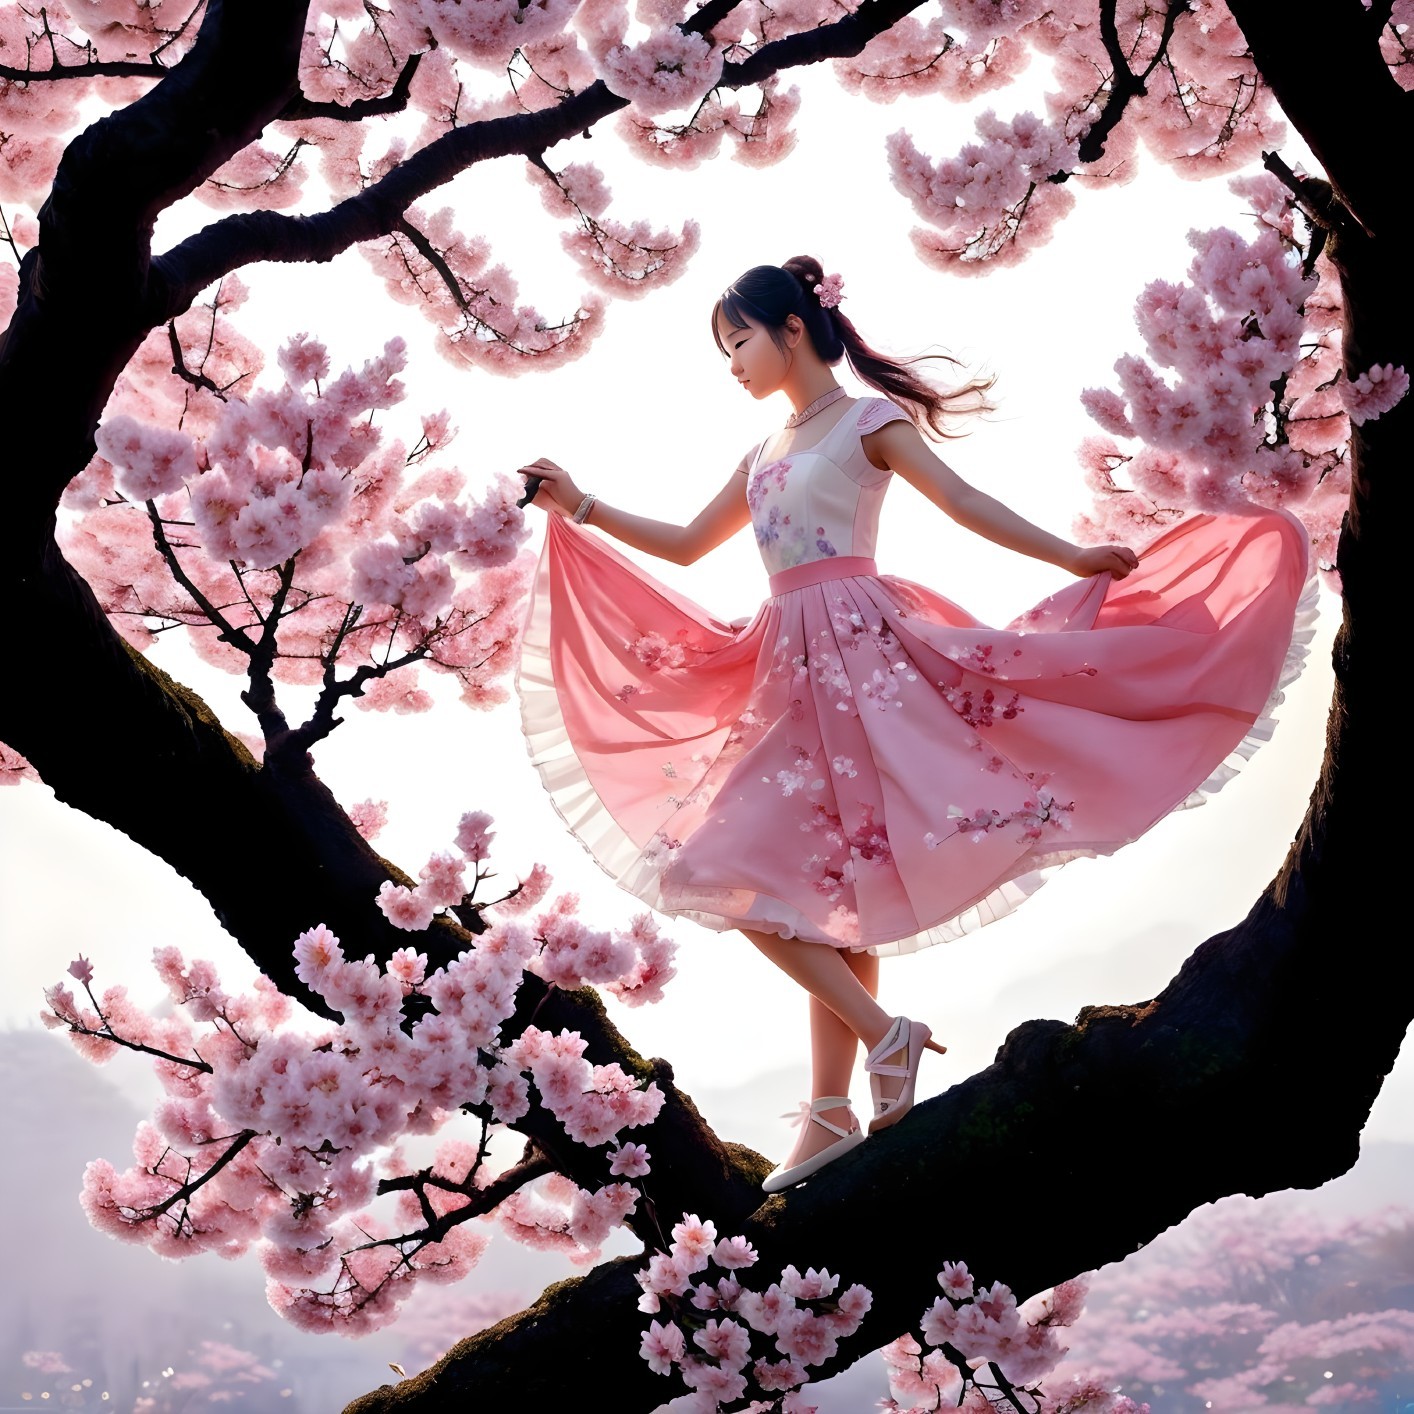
[517,457,584,517]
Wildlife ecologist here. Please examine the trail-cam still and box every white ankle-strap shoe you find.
[761,1096,866,1193]
[865,1016,946,1135]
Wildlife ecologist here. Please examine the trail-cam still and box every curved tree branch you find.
[1073,0,1188,165]
[148,0,931,315]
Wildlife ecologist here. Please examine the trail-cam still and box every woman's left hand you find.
[1072,544,1140,580]
[515,457,583,517]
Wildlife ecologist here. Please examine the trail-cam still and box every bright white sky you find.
[1,40,1408,1401]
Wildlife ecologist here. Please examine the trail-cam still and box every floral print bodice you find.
[744,398,911,575]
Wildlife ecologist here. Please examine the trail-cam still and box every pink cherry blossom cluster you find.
[575,0,809,171]
[888,109,1080,273]
[495,1169,643,1266]
[532,159,702,297]
[41,922,665,1334]
[595,26,724,117]
[196,139,310,212]
[1378,1,1414,87]
[881,1261,1144,1414]
[349,797,391,841]
[1340,361,1410,425]
[1074,173,1408,575]
[0,3,117,206]
[420,0,579,71]
[362,201,606,372]
[372,811,674,1001]
[502,1024,664,1144]
[865,0,1289,268]
[707,0,852,52]
[491,1151,628,1235]
[530,892,679,1006]
[63,301,535,733]
[375,810,498,932]
[637,1213,872,1412]
[835,14,1030,104]
[615,77,802,170]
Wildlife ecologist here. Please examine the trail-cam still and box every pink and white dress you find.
[517,397,1313,954]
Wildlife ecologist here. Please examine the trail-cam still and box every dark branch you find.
[0,58,166,81]
[392,216,470,313]
[363,1152,555,1252]
[141,1129,258,1222]
[148,0,930,314]
[146,501,256,655]
[167,320,228,398]
[1074,0,1188,166]
[51,1018,214,1074]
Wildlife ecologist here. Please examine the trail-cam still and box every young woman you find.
[516,256,1310,1192]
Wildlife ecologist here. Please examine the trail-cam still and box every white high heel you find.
[761,1096,866,1193]
[865,1016,946,1135]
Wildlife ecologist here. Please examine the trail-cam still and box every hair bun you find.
[782,255,825,289]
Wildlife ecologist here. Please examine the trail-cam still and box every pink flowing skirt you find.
[518,511,1314,954]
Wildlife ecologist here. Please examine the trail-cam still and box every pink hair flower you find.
[814,273,844,309]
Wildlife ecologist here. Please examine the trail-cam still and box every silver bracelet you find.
[572,493,597,525]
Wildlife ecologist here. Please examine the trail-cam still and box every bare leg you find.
[744,931,889,1167]
[810,949,879,1096]
[744,929,891,1044]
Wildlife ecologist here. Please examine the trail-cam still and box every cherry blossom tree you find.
[2,1,1411,1410]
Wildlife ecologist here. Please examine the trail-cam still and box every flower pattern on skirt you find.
[517,398,1313,954]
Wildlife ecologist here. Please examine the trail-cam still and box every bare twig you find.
[146,500,256,654]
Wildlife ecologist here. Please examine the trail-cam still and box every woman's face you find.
[716,311,799,400]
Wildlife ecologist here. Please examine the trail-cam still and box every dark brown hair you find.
[712,256,994,438]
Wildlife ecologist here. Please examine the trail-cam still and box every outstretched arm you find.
[517,456,751,565]
[866,421,1139,579]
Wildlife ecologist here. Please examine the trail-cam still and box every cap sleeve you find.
[856,397,913,435]
[735,439,765,475]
